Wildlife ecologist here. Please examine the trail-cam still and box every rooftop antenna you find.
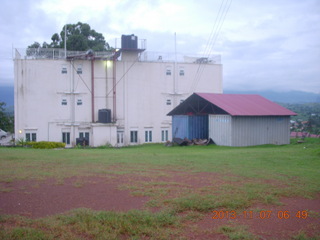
[174,32,177,94]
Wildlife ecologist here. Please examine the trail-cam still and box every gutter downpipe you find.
[91,57,95,123]
[71,60,75,146]
[113,53,117,122]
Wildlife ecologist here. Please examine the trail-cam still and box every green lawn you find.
[0,138,319,239]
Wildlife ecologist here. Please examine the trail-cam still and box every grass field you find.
[0,138,319,239]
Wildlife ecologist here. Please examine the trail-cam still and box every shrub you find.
[25,141,66,149]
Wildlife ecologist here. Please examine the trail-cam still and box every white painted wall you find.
[14,49,222,146]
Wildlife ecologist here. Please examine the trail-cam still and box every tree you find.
[28,22,111,51]
[0,102,14,133]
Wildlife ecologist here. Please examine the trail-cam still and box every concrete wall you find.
[91,124,117,147]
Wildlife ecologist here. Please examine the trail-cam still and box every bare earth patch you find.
[0,177,148,218]
[0,171,319,239]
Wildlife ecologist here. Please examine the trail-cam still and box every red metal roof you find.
[196,93,297,116]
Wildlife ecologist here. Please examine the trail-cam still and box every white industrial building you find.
[14,35,223,147]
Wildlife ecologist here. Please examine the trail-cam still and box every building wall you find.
[209,115,232,146]
[172,115,208,139]
[231,116,291,146]
[208,115,291,146]
[116,52,222,145]
[14,50,223,146]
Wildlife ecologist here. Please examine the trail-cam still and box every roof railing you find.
[14,48,221,64]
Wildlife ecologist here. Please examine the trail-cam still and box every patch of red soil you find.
[0,171,319,239]
[0,177,148,218]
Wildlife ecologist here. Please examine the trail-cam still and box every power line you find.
[190,0,232,93]
[106,56,140,97]
[69,54,140,98]
[70,61,92,93]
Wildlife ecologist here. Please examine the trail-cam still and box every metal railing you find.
[14,48,221,64]
[14,48,114,60]
[139,52,221,64]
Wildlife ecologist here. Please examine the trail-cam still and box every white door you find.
[117,131,124,147]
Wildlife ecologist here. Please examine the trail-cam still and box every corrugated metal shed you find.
[209,115,291,146]
[169,93,296,146]
[230,116,291,146]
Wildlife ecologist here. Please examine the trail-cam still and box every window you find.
[180,99,184,104]
[166,69,171,76]
[130,131,138,143]
[79,132,89,145]
[145,130,152,142]
[77,65,82,74]
[62,99,67,105]
[166,99,171,105]
[61,65,67,74]
[62,132,70,144]
[77,99,82,105]
[179,69,185,76]
[26,133,36,142]
[79,132,89,140]
[117,131,124,144]
[161,130,169,142]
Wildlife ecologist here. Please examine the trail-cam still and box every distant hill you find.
[224,90,320,104]
[0,85,14,108]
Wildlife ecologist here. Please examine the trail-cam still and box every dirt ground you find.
[0,173,319,239]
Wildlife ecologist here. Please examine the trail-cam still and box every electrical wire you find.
[70,60,92,93]
[190,0,232,93]
[69,53,140,98]
[105,55,140,97]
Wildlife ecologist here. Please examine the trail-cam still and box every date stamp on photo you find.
[212,210,308,220]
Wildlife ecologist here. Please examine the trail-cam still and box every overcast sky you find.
[0,0,319,93]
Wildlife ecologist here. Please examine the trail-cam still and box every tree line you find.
[28,22,111,51]
[0,102,14,133]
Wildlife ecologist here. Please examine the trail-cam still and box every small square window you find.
[61,65,67,74]
[179,69,184,76]
[26,132,37,142]
[79,132,89,142]
[77,65,82,74]
[77,99,82,105]
[166,69,171,76]
[62,99,67,105]
[166,99,171,105]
